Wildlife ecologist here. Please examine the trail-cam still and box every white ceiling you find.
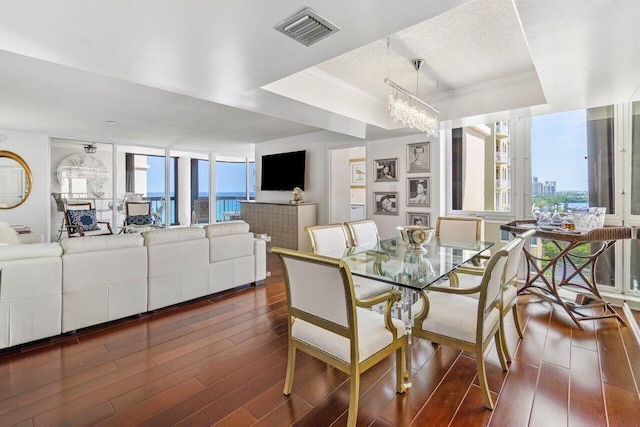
[0,0,639,151]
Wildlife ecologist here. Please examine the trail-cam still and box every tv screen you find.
[261,150,306,191]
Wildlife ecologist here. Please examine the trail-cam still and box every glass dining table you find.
[329,235,494,387]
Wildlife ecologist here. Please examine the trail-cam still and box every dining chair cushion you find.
[67,209,101,232]
[353,276,394,300]
[418,291,500,344]
[292,306,406,363]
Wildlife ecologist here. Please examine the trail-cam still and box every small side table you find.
[501,220,632,329]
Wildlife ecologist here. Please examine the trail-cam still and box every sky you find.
[146,157,255,195]
[531,109,588,192]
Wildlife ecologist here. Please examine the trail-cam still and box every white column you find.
[178,156,191,225]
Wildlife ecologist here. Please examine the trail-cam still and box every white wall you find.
[0,129,51,237]
[367,133,442,238]
[255,130,444,239]
[255,131,363,225]
[329,148,352,223]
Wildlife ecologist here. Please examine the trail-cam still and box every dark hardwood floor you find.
[1,253,640,426]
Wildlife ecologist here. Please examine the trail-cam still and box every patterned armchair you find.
[63,201,113,238]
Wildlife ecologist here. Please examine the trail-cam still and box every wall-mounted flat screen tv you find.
[261,150,306,191]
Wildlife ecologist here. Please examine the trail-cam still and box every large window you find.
[191,158,210,224]
[450,121,511,213]
[215,157,254,221]
[628,102,640,294]
[529,107,616,287]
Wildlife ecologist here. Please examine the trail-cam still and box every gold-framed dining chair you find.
[450,229,536,362]
[305,223,393,304]
[435,216,483,241]
[436,216,489,267]
[344,219,380,246]
[412,241,514,410]
[272,247,406,427]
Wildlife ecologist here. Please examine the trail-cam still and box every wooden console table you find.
[501,220,632,329]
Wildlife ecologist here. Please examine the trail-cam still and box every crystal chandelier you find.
[385,59,440,137]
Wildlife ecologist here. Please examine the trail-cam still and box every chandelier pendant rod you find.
[384,77,440,115]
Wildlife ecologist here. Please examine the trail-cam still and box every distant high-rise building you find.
[532,176,543,195]
[544,180,556,194]
[532,176,556,195]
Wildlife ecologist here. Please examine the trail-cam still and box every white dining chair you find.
[272,247,406,427]
[344,219,380,246]
[412,241,514,410]
[305,223,394,303]
[450,229,536,362]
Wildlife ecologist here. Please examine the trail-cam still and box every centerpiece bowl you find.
[571,207,606,232]
[397,225,435,251]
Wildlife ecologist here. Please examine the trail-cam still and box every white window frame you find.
[445,106,640,298]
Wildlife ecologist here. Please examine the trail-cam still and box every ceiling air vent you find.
[275,8,340,46]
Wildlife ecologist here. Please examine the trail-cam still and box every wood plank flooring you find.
[1,253,639,426]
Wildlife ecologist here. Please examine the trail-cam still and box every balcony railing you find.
[191,195,254,222]
[146,196,177,225]
[495,179,511,189]
[142,195,254,225]
[495,152,510,163]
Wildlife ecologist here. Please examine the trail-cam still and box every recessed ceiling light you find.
[105,121,117,125]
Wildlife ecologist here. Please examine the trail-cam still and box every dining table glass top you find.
[332,236,494,291]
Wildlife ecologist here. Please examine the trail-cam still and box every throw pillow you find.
[0,221,20,245]
[67,209,101,232]
[126,214,155,226]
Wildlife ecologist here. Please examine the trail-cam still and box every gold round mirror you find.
[0,150,32,209]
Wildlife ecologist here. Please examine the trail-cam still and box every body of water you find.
[147,192,254,198]
[146,191,254,222]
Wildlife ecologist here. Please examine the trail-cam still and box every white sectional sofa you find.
[205,221,266,294]
[0,243,63,348]
[0,221,266,350]
[145,227,211,311]
[61,234,148,333]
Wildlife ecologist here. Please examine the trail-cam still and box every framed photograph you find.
[407,142,430,173]
[350,158,366,186]
[406,177,430,207]
[373,192,398,215]
[407,212,431,227]
[373,158,398,182]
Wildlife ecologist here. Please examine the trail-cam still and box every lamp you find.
[84,144,97,154]
[385,55,440,136]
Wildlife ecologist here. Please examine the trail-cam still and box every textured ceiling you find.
[315,0,535,100]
